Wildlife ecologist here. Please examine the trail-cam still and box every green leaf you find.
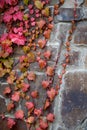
[35,0,43,10]
[23,0,29,5]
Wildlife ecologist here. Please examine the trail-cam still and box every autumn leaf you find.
[11,92,20,102]
[27,72,36,81]
[36,127,43,130]
[27,52,35,63]
[3,87,11,95]
[42,80,50,89]
[43,50,51,59]
[38,59,47,69]
[38,39,46,49]
[7,118,16,129]
[48,23,54,30]
[9,33,26,46]
[47,88,56,101]
[44,29,51,39]
[34,108,42,117]
[0,0,5,8]
[22,82,30,92]
[25,102,34,110]
[46,66,54,76]
[42,7,50,17]
[46,113,55,122]
[7,102,14,112]
[35,0,43,10]
[23,0,29,5]
[31,91,38,98]
[15,110,24,119]
[44,99,50,110]
[40,120,48,129]
[26,116,35,124]
[37,19,46,29]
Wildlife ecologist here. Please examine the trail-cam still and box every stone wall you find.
[0,0,87,130]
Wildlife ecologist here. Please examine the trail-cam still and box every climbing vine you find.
[0,0,77,130]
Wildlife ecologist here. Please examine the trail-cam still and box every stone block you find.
[54,8,83,22]
[73,21,87,45]
[61,71,87,129]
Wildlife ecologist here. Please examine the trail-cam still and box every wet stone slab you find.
[61,71,87,130]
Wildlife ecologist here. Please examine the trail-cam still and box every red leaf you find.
[22,82,30,92]
[25,102,34,110]
[3,13,12,23]
[15,110,24,119]
[43,50,51,59]
[36,127,43,130]
[3,87,11,95]
[37,19,46,29]
[40,120,48,129]
[7,102,14,112]
[42,80,50,89]
[9,33,26,45]
[46,66,54,76]
[46,113,55,122]
[47,88,56,101]
[27,72,36,81]
[7,118,16,129]
[0,0,5,8]
[31,91,38,98]
[38,39,46,49]
[34,108,42,117]
[13,11,23,21]
[5,0,18,5]
[11,92,20,102]
[38,59,47,69]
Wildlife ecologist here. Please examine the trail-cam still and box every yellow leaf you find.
[35,0,43,10]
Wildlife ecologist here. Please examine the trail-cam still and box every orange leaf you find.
[26,116,35,124]
[38,59,47,69]
[44,29,51,39]
[37,19,46,29]
[38,39,46,49]
[42,80,50,89]
[7,102,14,112]
[3,87,11,95]
[47,88,56,101]
[31,91,38,98]
[46,66,54,76]
[44,99,50,110]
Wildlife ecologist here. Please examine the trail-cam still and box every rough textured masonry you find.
[0,0,87,130]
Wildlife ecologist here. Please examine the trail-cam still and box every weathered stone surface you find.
[54,8,83,22]
[50,0,59,5]
[0,117,27,130]
[0,97,6,114]
[62,0,84,8]
[73,21,87,45]
[69,50,80,65]
[61,71,87,129]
